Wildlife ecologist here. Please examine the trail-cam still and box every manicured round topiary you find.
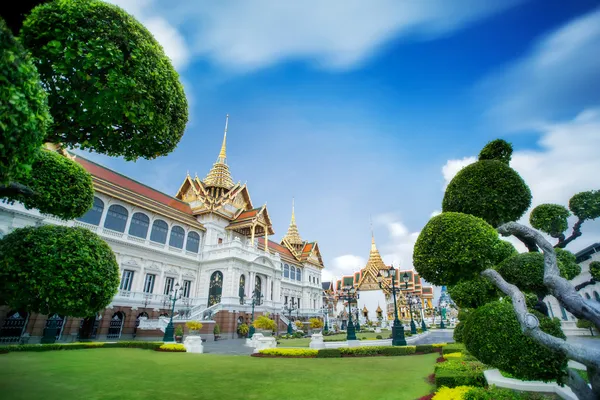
[555,248,581,281]
[569,190,600,221]
[453,321,465,343]
[478,139,513,164]
[463,300,567,382]
[0,17,51,185]
[448,277,500,309]
[529,204,570,238]
[0,225,120,317]
[20,0,188,160]
[590,261,600,281]
[413,212,502,285]
[492,240,518,265]
[442,160,531,227]
[457,309,471,322]
[6,150,94,219]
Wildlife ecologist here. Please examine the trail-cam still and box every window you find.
[150,220,168,244]
[186,231,200,253]
[271,280,274,300]
[290,297,294,307]
[284,296,288,305]
[77,197,104,225]
[297,298,301,308]
[169,226,185,248]
[284,264,290,278]
[143,274,156,293]
[104,204,128,232]
[182,280,192,298]
[119,270,134,291]
[218,237,223,244]
[317,278,319,284]
[164,277,175,295]
[239,274,246,303]
[208,271,223,306]
[128,212,149,238]
[585,293,592,299]
[255,276,262,303]
[296,268,301,282]
[290,266,296,280]
[595,291,600,302]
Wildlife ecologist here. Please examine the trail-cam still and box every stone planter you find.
[175,335,183,343]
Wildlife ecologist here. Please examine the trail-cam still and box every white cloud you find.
[106,0,521,72]
[322,254,366,283]
[430,210,442,218]
[481,7,600,130]
[441,156,476,189]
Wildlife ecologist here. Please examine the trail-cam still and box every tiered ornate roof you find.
[276,200,324,268]
[203,115,234,190]
[355,235,391,291]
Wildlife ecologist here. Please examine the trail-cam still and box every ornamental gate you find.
[207,271,223,307]
[0,311,28,344]
[79,316,99,339]
[45,314,66,341]
[107,312,125,339]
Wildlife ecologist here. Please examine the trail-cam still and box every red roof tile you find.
[75,156,193,215]
[235,209,259,221]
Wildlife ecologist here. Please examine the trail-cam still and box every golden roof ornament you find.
[283,197,303,245]
[203,114,234,189]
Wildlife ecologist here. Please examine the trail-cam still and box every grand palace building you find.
[0,117,326,343]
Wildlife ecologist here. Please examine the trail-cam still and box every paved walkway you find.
[411,329,454,345]
[202,338,254,355]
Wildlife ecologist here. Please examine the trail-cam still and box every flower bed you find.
[254,348,318,358]
[0,341,164,352]
[157,344,186,352]
[256,346,423,358]
[434,357,487,388]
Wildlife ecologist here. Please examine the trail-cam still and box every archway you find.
[107,312,125,339]
[207,271,223,307]
[0,310,28,344]
[45,314,66,341]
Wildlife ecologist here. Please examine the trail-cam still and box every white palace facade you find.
[0,117,325,343]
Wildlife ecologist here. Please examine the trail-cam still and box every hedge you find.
[316,349,341,358]
[258,348,318,358]
[415,344,440,354]
[339,346,416,357]
[157,344,186,352]
[0,341,163,352]
[442,344,466,355]
[464,385,554,400]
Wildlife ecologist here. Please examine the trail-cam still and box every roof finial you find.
[292,197,296,224]
[217,114,228,163]
[370,215,376,250]
[283,197,302,245]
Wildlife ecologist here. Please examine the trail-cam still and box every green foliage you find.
[576,318,595,331]
[316,349,341,358]
[433,386,475,399]
[555,248,581,280]
[414,212,503,285]
[0,18,51,185]
[448,277,500,309]
[442,160,531,227]
[453,322,465,343]
[442,343,466,355]
[7,150,94,219]
[569,190,600,221]
[457,309,471,322]
[463,300,567,382]
[20,0,188,160]
[590,261,600,281]
[237,323,249,336]
[478,139,513,164]
[376,335,382,339]
[524,292,539,309]
[174,326,184,336]
[158,344,186,352]
[464,386,556,400]
[253,316,276,331]
[415,344,438,354]
[0,225,119,317]
[309,318,324,329]
[339,346,416,356]
[529,204,570,237]
[0,341,163,352]
[259,348,318,357]
[213,324,220,335]
[434,358,487,388]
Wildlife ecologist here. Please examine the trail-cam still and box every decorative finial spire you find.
[292,197,296,224]
[283,197,303,245]
[203,114,234,189]
[217,114,229,163]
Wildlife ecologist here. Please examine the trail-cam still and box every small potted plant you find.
[309,317,324,334]
[237,323,249,338]
[174,325,184,343]
[186,320,203,335]
[213,324,221,341]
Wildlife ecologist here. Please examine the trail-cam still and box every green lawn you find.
[280,331,389,347]
[0,349,437,400]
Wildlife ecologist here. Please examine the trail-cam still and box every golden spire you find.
[203,114,234,189]
[283,197,303,245]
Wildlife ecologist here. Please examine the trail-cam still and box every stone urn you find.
[184,335,204,353]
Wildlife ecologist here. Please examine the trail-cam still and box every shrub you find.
[432,343,447,348]
[443,352,463,359]
[464,385,554,399]
[463,300,567,382]
[376,335,382,339]
[442,159,531,228]
[237,323,249,336]
[478,139,513,164]
[294,320,304,330]
[316,349,341,358]
[174,326,184,336]
[309,318,324,329]
[186,321,202,331]
[413,212,504,285]
[213,324,221,335]
[433,385,475,400]
[339,346,416,357]
[529,204,570,237]
[435,359,487,388]
[453,322,465,343]
[0,341,163,352]
[442,344,466,355]
[158,344,186,352]
[293,332,303,339]
[416,345,437,354]
[258,348,317,358]
[591,261,600,281]
[448,277,502,309]
[569,190,600,221]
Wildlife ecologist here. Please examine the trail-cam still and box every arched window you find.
[208,271,223,307]
[290,266,296,280]
[77,197,104,225]
[585,293,592,300]
[296,268,301,282]
[255,276,262,303]
[128,212,149,238]
[104,204,128,232]
[150,220,168,244]
[186,231,200,253]
[594,291,600,302]
[107,312,125,339]
[239,274,246,304]
[559,305,568,321]
[169,226,185,248]
[284,264,290,278]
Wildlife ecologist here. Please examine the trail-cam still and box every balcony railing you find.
[113,290,203,309]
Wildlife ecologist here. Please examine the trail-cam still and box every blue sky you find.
[93,0,600,292]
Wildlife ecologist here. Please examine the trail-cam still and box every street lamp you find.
[377,265,407,346]
[283,303,298,335]
[337,286,359,341]
[405,293,418,335]
[163,282,182,342]
[416,300,427,331]
[440,300,447,329]
[247,288,264,339]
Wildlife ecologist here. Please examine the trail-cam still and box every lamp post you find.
[440,301,447,329]
[417,301,427,331]
[337,286,359,341]
[377,265,407,346]
[163,282,182,342]
[283,303,297,335]
[247,288,264,339]
[406,293,418,335]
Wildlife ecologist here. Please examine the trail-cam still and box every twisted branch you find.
[556,219,585,249]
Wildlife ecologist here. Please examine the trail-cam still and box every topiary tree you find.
[448,277,501,309]
[414,139,600,399]
[0,226,119,316]
[0,1,188,330]
[576,318,597,337]
[575,260,600,291]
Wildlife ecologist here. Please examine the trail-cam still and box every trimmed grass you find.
[0,349,437,400]
[280,331,389,347]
